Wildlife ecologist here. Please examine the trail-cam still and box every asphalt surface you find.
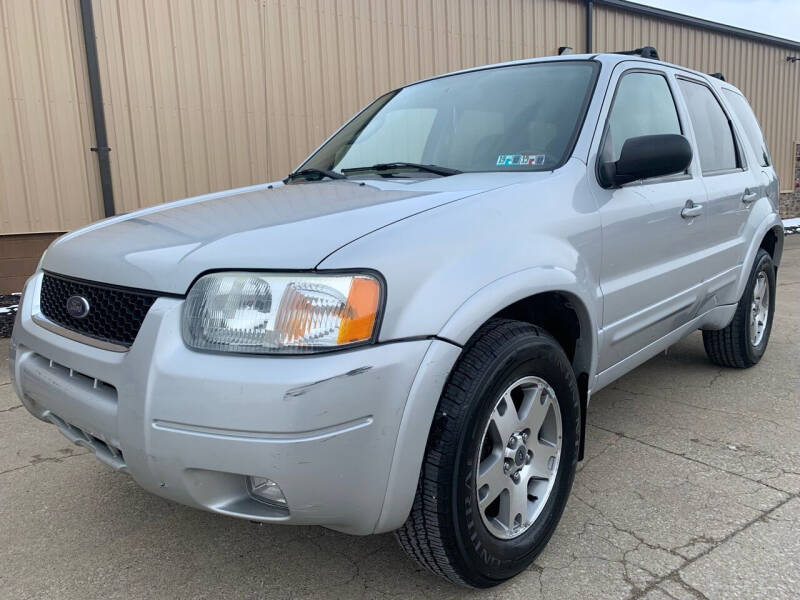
[2,236,798,599]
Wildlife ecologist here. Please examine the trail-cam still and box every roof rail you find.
[614,46,660,60]
[709,72,726,81]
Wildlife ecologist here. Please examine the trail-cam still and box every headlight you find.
[182,272,383,354]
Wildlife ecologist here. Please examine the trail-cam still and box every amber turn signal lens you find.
[337,276,380,344]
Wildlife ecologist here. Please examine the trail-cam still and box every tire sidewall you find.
[743,250,776,363]
[452,333,580,584]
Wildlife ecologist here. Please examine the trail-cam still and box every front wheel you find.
[703,248,776,368]
[395,319,580,587]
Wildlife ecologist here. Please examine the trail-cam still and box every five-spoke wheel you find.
[749,271,770,347]
[396,319,580,588]
[704,248,776,368]
[476,376,562,539]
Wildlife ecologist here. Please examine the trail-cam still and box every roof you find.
[403,53,746,100]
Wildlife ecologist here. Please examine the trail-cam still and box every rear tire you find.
[395,318,580,588]
[703,249,775,368]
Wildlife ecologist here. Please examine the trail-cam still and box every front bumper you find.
[9,273,460,534]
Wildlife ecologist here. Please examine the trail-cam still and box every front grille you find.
[39,273,159,348]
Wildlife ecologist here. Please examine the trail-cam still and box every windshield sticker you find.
[496,154,545,166]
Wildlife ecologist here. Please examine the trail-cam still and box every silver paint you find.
[10,53,783,535]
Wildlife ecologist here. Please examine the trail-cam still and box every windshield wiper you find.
[341,162,462,177]
[284,168,347,183]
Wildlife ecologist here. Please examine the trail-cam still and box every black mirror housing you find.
[599,134,693,188]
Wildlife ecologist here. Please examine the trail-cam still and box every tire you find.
[703,248,776,368]
[395,318,580,588]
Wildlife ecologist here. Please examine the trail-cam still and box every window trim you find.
[595,67,690,187]
[675,75,747,177]
[721,87,772,168]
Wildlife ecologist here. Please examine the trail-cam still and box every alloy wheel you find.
[475,376,562,539]
[749,271,770,346]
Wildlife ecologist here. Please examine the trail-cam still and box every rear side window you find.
[603,72,681,162]
[722,89,771,167]
[678,79,738,173]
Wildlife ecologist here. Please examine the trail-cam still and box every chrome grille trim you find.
[32,313,129,352]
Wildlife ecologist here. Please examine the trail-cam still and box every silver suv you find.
[9,52,784,587]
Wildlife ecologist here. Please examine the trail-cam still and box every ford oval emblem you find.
[66,295,90,319]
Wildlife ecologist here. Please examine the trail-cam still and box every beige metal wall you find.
[2,0,799,240]
[593,4,800,190]
[0,0,103,236]
[90,0,587,215]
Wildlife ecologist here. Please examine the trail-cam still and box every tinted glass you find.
[301,61,599,174]
[678,80,738,173]
[723,89,771,167]
[602,72,681,162]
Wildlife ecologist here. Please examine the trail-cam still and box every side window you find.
[602,71,681,163]
[722,89,772,167]
[678,79,738,173]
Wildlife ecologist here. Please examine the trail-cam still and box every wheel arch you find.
[437,267,598,389]
[758,225,784,269]
[438,272,598,464]
[375,271,599,533]
[734,214,784,303]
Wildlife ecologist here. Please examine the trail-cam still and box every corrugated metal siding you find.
[92,0,586,212]
[2,0,798,238]
[594,4,800,189]
[0,0,102,235]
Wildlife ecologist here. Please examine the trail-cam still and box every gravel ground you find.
[1,236,798,599]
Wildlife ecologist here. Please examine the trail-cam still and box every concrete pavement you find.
[2,237,798,599]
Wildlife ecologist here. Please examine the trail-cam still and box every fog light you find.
[248,476,287,507]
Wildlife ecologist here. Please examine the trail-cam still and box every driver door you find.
[591,67,709,374]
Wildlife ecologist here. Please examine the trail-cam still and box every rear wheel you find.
[395,319,580,587]
[703,248,776,368]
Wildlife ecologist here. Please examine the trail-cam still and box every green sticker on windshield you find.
[496,154,545,166]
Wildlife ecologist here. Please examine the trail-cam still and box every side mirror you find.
[599,134,693,188]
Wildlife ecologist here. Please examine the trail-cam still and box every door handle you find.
[681,200,703,219]
[742,189,758,205]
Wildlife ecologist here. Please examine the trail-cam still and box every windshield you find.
[300,60,599,176]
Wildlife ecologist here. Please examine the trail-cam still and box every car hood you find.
[41,174,523,294]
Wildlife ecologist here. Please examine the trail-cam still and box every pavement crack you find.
[0,404,22,414]
[663,396,799,433]
[578,430,624,471]
[589,423,792,497]
[706,369,723,388]
[629,495,795,599]
[606,385,661,400]
[603,386,799,434]
[0,450,89,477]
[667,573,711,599]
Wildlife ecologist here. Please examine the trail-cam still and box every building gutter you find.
[584,1,593,53]
[593,0,800,51]
[79,0,115,218]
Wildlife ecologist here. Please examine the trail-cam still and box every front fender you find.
[440,266,600,462]
[437,266,600,380]
[373,268,600,533]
